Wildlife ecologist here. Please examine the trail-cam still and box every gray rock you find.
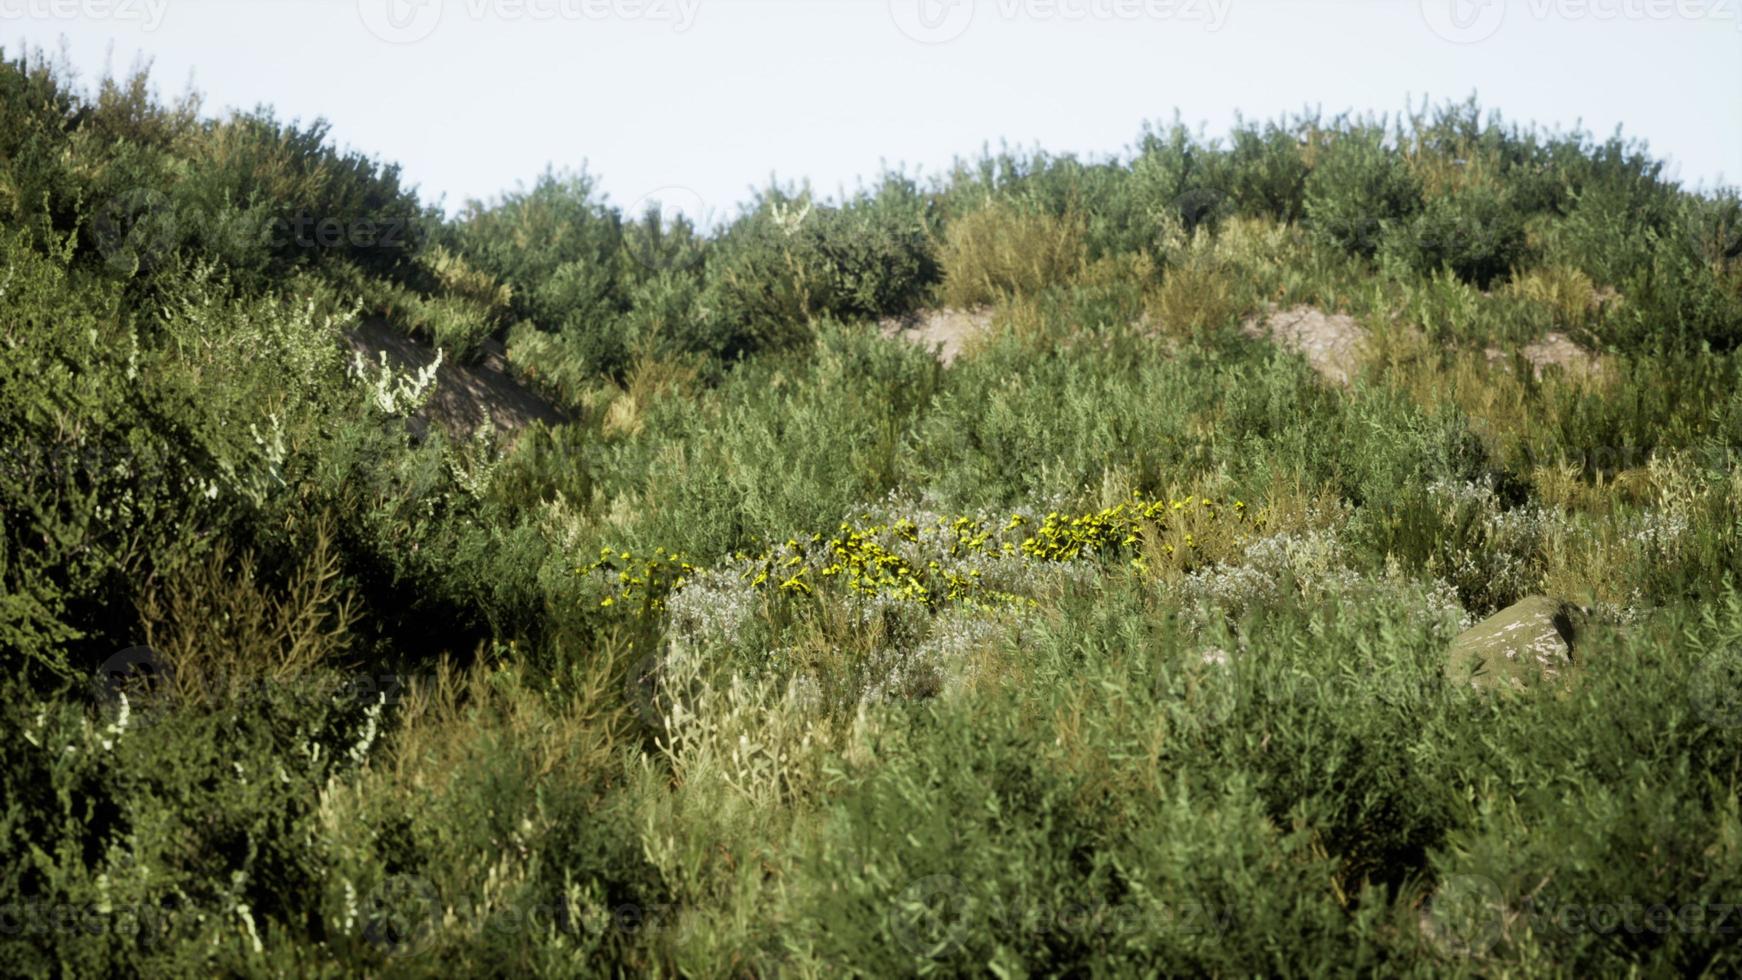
[1447,596,1592,693]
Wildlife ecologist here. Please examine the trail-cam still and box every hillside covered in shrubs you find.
[4,47,1742,975]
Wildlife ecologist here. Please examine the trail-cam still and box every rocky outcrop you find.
[1446,596,1592,693]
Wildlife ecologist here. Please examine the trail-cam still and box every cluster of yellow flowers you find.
[793,518,1020,606]
[585,494,1259,615]
[585,546,697,613]
[1020,494,1249,562]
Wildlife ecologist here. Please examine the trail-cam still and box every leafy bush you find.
[1383,184,1531,287]
[1225,115,1312,222]
[1304,128,1423,256]
[449,170,631,370]
[1130,121,1234,237]
[700,184,938,355]
[113,109,433,285]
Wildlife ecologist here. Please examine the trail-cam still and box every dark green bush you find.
[1305,128,1424,257]
[449,170,632,373]
[1226,115,1312,223]
[1133,121,1234,237]
[1383,184,1531,287]
[700,183,938,358]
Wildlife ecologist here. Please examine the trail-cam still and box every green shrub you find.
[0,235,220,678]
[1131,121,1234,237]
[694,203,819,361]
[1226,115,1312,222]
[1383,184,1531,287]
[699,184,937,359]
[807,184,939,319]
[1304,129,1423,257]
[452,169,629,339]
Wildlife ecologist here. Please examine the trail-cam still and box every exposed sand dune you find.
[343,318,568,440]
[1244,306,1605,387]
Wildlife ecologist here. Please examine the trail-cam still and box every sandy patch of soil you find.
[1485,332,1605,381]
[344,318,568,441]
[880,308,994,367]
[1241,305,1368,386]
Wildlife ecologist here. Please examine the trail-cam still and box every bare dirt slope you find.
[1486,332,1606,381]
[1244,305,1604,387]
[880,308,994,367]
[1242,305,1368,386]
[344,318,568,440]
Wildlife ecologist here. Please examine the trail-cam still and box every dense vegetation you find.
[4,46,1742,975]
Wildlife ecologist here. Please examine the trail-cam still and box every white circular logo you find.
[624,649,667,728]
[362,874,442,953]
[359,0,444,44]
[92,189,180,277]
[890,0,976,44]
[1690,646,1742,728]
[94,644,176,714]
[1419,0,1506,44]
[622,185,711,272]
[1424,873,1506,958]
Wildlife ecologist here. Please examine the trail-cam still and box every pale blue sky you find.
[8,0,1740,223]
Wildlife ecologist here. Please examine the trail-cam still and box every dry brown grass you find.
[1502,263,1610,331]
[137,518,357,705]
[1360,325,1616,455]
[382,652,625,791]
[938,201,1087,308]
[602,351,702,438]
[1149,260,1243,338]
